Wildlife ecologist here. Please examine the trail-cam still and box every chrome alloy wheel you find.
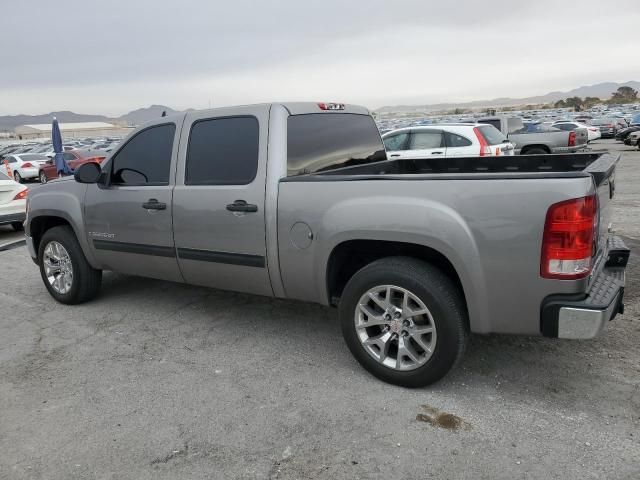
[354,285,437,371]
[43,241,73,294]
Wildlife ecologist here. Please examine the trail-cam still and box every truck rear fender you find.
[319,196,490,333]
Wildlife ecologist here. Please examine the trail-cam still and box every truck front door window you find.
[110,124,175,186]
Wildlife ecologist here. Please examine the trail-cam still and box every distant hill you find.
[117,104,178,125]
[376,81,640,113]
[0,104,178,132]
[0,111,111,132]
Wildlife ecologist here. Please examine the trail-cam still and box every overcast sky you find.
[1,0,639,116]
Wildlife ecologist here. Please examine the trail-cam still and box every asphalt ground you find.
[0,139,638,479]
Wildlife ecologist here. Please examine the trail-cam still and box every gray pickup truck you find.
[24,102,629,387]
[478,115,588,155]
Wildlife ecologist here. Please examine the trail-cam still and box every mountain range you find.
[375,81,640,113]
[1,81,639,131]
[0,105,180,132]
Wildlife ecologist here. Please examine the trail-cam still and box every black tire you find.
[14,171,22,183]
[522,147,547,155]
[38,225,102,304]
[339,256,468,388]
[11,222,23,231]
[39,171,47,183]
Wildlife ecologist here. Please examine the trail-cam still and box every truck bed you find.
[306,152,617,186]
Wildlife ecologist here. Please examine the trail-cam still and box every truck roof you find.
[145,102,370,125]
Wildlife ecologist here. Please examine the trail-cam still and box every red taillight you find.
[21,162,33,168]
[473,127,492,156]
[541,195,597,279]
[568,131,576,147]
[13,189,28,200]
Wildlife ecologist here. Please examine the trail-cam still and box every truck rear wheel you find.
[339,257,468,387]
[38,225,102,304]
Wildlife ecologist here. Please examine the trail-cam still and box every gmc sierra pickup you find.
[24,102,629,387]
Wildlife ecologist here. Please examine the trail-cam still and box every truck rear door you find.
[172,105,273,297]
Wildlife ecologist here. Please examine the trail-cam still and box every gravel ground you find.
[0,139,638,479]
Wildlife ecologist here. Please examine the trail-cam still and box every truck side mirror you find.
[74,162,101,184]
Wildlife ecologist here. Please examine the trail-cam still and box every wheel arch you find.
[520,144,551,154]
[28,212,99,268]
[325,239,476,329]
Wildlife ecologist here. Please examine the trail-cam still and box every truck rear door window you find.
[186,116,259,185]
[287,114,385,176]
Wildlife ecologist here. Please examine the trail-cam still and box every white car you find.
[0,170,27,231]
[382,124,515,159]
[552,121,601,142]
[1,153,50,183]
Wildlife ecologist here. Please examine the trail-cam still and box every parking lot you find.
[1,139,638,479]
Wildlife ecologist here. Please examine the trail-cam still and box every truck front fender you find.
[26,182,98,268]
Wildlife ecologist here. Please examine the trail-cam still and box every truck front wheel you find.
[339,257,468,387]
[38,225,102,304]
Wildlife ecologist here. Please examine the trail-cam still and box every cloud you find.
[1,0,639,115]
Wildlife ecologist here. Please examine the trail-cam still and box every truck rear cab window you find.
[287,114,385,176]
[186,116,259,185]
[111,123,175,185]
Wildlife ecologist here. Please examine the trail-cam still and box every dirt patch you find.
[416,404,471,431]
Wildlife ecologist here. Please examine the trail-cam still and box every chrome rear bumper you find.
[541,236,628,339]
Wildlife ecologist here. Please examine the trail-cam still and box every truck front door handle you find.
[431,151,444,155]
[142,199,166,210]
[226,200,258,213]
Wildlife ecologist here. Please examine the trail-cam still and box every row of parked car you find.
[380,115,592,159]
[0,150,108,184]
[379,110,640,158]
[0,137,117,184]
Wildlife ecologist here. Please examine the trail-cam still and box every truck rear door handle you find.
[142,199,166,210]
[431,151,444,155]
[226,200,258,213]
[389,154,400,157]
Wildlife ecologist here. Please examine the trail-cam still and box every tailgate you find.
[574,128,589,146]
[585,153,619,265]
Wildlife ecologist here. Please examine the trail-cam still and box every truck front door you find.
[84,120,183,282]
[172,105,273,297]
